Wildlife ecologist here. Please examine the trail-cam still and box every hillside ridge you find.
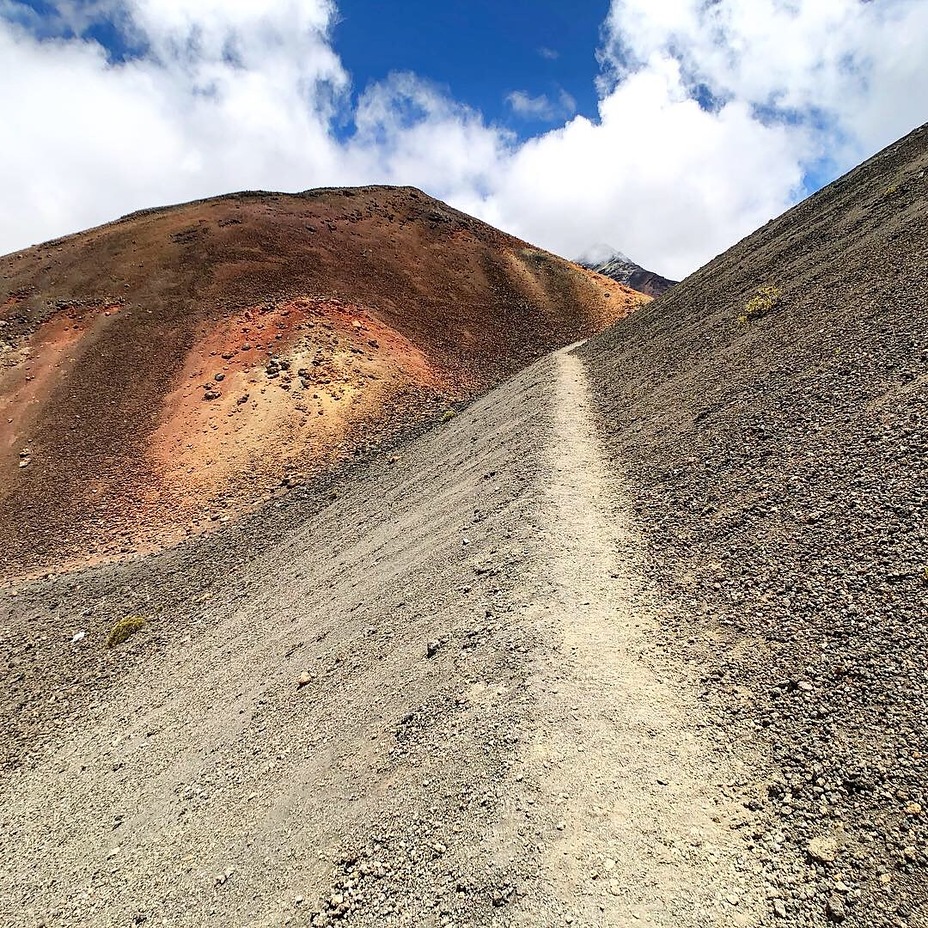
[0,185,642,577]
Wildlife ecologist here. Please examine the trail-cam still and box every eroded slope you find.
[0,186,641,575]
[582,122,928,926]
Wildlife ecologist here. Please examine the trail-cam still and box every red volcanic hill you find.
[0,185,643,576]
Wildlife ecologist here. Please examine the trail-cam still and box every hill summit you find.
[0,186,643,576]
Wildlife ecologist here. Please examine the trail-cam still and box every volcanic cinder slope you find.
[1,128,926,928]
[0,186,640,577]
[580,122,928,924]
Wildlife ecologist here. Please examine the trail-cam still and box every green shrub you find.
[742,285,782,321]
[441,409,457,423]
[107,615,147,648]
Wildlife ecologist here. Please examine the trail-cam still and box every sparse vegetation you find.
[107,615,147,648]
[741,284,782,322]
[441,409,457,423]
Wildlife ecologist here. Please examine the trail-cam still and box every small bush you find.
[441,409,457,423]
[742,285,782,321]
[107,615,147,648]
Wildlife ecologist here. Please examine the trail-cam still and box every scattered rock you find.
[807,836,838,864]
[826,894,846,922]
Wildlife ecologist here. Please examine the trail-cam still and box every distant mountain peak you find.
[577,243,634,267]
[577,245,677,299]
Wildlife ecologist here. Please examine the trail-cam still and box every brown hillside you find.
[0,186,641,577]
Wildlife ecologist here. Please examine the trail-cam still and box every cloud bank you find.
[1,0,926,278]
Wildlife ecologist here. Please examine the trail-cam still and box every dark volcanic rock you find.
[582,122,928,926]
[578,248,677,298]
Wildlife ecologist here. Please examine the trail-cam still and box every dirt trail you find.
[0,347,770,927]
[494,347,764,926]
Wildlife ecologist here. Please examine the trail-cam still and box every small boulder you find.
[807,836,838,864]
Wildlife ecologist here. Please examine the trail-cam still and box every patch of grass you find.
[741,285,782,322]
[107,615,147,648]
[441,409,457,423]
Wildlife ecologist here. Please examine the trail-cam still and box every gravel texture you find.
[3,116,925,928]
[1,349,768,927]
[581,122,928,927]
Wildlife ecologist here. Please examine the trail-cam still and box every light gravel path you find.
[496,347,763,926]
[0,347,769,927]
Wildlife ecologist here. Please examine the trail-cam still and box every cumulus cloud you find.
[0,0,352,253]
[489,58,806,277]
[601,0,928,165]
[0,0,926,278]
[348,73,511,203]
[506,89,577,121]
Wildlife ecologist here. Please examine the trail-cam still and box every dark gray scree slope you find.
[581,122,928,927]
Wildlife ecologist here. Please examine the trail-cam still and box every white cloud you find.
[0,0,926,279]
[490,57,807,277]
[0,0,353,253]
[507,90,555,119]
[601,0,928,160]
[348,73,511,201]
[506,89,576,121]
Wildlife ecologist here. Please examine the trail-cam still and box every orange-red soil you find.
[0,186,644,576]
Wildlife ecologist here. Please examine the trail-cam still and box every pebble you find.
[807,836,838,863]
[826,894,846,922]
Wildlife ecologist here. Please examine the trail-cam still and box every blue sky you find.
[1,1,926,276]
[11,0,609,134]
[334,0,607,138]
